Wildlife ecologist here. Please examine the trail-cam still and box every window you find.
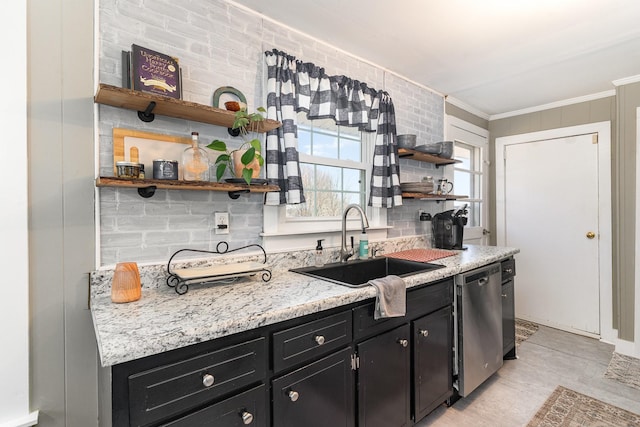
[262,113,386,248]
[453,141,482,227]
[286,116,367,219]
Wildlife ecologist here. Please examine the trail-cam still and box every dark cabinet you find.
[126,337,266,427]
[357,324,411,427]
[272,347,354,427]
[501,257,517,359]
[412,305,453,420]
[502,280,516,358]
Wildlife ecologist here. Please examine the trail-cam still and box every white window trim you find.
[262,131,388,252]
[445,115,489,242]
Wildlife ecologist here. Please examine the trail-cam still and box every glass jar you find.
[182,132,210,181]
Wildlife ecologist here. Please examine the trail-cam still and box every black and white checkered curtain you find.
[264,50,305,205]
[264,50,402,208]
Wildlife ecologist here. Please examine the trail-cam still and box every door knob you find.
[586,231,596,239]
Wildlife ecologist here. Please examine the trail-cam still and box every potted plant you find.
[207,107,266,185]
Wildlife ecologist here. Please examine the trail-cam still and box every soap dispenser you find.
[315,239,325,267]
[359,230,369,260]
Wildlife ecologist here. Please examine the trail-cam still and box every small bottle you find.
[315,239,325,267]
[182,132,210,181]
[359,230,369,260]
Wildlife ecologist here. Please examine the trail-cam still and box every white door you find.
[501,134,600,335]
[446,116,489,245]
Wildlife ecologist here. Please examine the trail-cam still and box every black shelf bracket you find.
[137,186,157,198]
[137,101,156,122]
[228,189,250,199]
[227,127,241,137]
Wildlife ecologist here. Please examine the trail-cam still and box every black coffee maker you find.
[432,205,468,250]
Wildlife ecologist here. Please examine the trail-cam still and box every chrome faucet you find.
[341,204,370,262]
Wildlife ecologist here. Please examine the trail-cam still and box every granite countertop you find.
[90,245,519,367]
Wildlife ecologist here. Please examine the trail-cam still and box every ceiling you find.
[232,0,640,118]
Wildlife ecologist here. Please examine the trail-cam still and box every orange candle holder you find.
[111,262,141,303]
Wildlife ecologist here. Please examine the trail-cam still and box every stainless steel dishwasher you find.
[454,262,503,397]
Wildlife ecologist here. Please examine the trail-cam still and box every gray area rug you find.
[516,318,539,346]
[605,352,640,391]
[527,385,640,426]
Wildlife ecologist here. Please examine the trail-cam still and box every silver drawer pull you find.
[314,335,325,345]
[202,373,215,387]
[288,390,299,402]
[241,411,253,425]
[398,339,408,348]
[419,329,429,337]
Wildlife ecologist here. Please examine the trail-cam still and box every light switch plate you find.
[215,212,229,234]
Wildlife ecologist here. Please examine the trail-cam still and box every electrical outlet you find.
[215,212,229,234]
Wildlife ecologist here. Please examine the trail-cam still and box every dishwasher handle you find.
[477,276,489,286]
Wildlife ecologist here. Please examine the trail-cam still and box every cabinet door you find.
[413,306,453,421]
[272,347,354,427]
[502,280,516,358]
[357,324,411,427]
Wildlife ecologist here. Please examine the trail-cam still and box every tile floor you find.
[416,325,640,426]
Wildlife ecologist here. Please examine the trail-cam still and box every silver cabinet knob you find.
[398,339,408,347]
[504,268,513,274]
[202,373,215,387]
[288,390,299,402]
[419,329,429,337]
[502,293,508,298]
[241,411,253,425]
[314,335,325,345]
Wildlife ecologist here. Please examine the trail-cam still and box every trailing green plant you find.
[207,107,266,184]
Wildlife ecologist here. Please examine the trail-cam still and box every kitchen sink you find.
[291,257,444,287]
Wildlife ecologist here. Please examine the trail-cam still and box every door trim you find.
[495,121,613,342]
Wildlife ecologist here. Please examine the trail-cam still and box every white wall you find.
[0,2,37,427]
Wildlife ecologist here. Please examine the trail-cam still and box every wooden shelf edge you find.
[96,176,280,194]
[95,84,281,132]
[397,148,461,166]
[401,192,468,200]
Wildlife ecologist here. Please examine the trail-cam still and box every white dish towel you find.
[368,275,407,320]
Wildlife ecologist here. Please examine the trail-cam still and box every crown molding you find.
[445,96,490,121]
[612,74,640,87]
[490,90,616,121]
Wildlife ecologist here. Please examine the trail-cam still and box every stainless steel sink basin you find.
[291,257,444,287]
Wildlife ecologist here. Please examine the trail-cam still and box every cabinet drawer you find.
[128,337,266,427]
[501,257,516,282]
[273,311,352,372]
[160,384,266,427]
[353,279,453,341]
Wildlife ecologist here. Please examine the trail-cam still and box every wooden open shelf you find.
[398,148,461,167]
[96,176,280,199]
[95,84,282,132]
[401,192,468,201]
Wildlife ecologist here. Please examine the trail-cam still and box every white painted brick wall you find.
[98,0,447,265]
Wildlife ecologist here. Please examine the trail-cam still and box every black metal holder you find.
[137,101,156,122]
[166,243,271,295]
